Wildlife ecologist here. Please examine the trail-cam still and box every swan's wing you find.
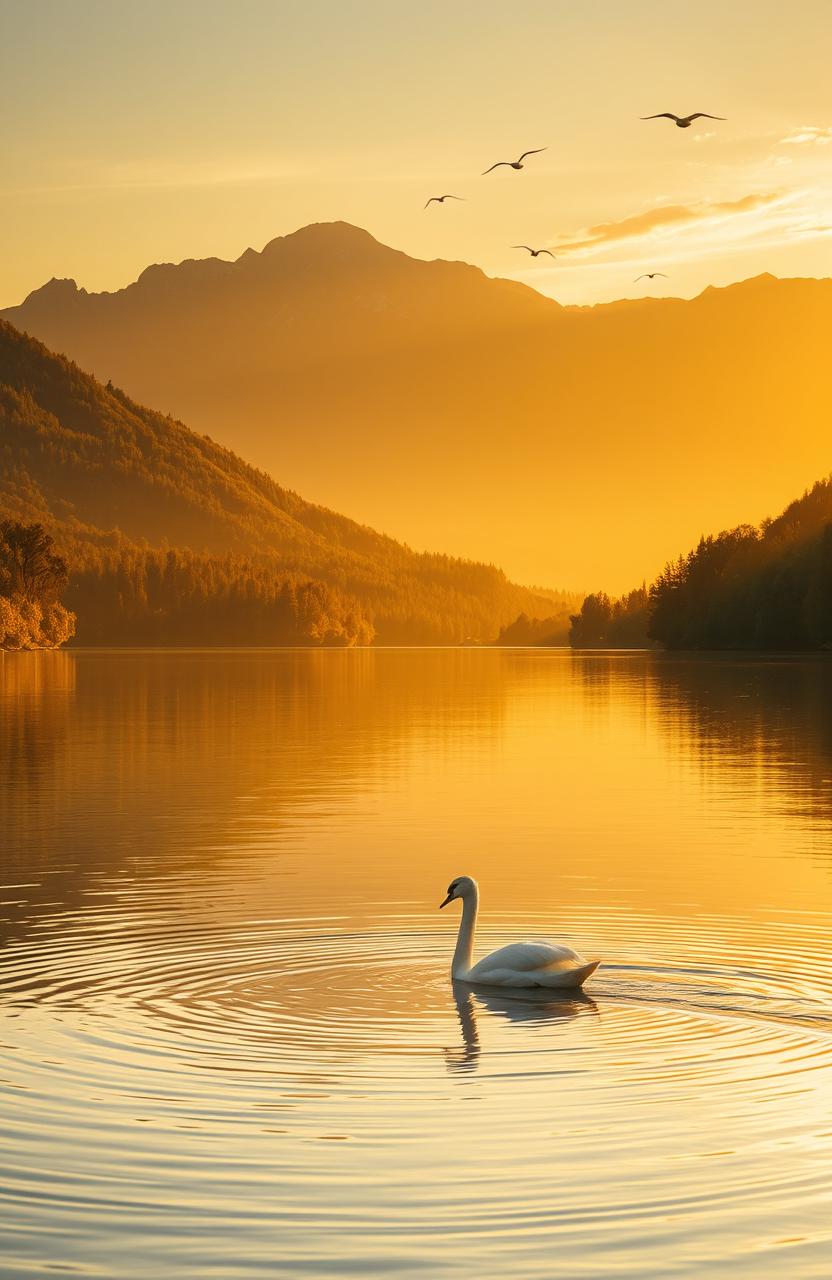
[688,113,726,121]
[538,249,556,258]
[518,147,547,161]
[424,197,438,207]
[482,161,510,174]
[512,245,534,252]
[467,943,599,989]
[469,941,584,977]
[641,113,679,121]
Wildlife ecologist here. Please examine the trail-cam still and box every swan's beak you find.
[439,892,455,909]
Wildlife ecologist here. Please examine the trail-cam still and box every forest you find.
[0,319,572,645]
[567,477,832,650]
[67,546,374,646]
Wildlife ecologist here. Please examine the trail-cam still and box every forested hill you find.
[647,477,832,649]
[568,476,832,650]
[0,320,573,644]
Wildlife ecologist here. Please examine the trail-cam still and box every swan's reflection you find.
[445,979,597,1074]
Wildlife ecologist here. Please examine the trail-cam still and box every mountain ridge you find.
[9,222,554,314]
[8,227,813,317]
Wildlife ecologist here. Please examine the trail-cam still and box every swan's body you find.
[440,876,599,989]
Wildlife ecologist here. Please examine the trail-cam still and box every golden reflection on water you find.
[1,649,832,1278]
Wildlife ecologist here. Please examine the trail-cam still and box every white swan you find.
[440,876,600,989]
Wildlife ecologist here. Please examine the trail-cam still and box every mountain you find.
[4,223,832,592]
[0,320,574,644]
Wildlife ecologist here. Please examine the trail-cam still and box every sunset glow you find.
[3,8,832,1276]
[2,0,831,310]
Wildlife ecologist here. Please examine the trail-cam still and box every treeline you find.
[568,477,832,651]
[494,608,574,646]
[61,542,572,646]
[649,512,832,650]
[68,547,374,646]
[569,588,650,648]
[1,520,76,649]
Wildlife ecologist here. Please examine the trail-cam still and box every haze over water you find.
[2,649,831,1277]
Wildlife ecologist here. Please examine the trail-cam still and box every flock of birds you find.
[424,111,726,286]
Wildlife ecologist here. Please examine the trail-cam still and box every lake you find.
[1,648,831,1277]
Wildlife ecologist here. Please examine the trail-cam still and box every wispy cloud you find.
[780,126,832,147]
[553,193,782,256]
[102,159,301,190]
[7,156,315,199]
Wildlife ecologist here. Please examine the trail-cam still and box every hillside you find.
[569,476,832,650]
[647,477,832,650]
[4,223,832,591]
[0,320,573,644]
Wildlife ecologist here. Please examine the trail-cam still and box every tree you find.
[569,593,613,647]
[0,520,68,603]
[0,520,75,649]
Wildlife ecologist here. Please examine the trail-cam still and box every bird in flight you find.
[424,194,466,208]
[513,245,556,258]
[634,272,668,282]
[641,112,725,129]
[482,148,547,174]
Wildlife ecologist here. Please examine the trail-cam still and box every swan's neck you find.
[452,890,478,979]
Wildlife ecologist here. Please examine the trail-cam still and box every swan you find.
[440,876,600,989]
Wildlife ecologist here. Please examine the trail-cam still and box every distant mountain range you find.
[0,320,573,644]
[4,222,832,591]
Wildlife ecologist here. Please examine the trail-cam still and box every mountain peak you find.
[256,221,399,270]
[262,221,382,252]
[22,276,81,306]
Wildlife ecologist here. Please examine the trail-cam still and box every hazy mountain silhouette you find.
[5,222,832,590]
[0,320,573,643]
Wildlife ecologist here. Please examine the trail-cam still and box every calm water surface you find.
[1,649,831,1277]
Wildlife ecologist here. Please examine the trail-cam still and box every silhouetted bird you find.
[513,245,556,258]
[424,194,466,208]
[482,148,547,175]
[634,272,668,282]
[641,112,725,129]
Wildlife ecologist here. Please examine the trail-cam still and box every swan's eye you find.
[448,882,458,895]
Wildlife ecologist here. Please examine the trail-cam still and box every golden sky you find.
[2,0,831,309]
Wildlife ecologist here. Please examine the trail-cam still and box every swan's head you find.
[439,875,477,908]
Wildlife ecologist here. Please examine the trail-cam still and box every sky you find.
[1,0,831,308]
